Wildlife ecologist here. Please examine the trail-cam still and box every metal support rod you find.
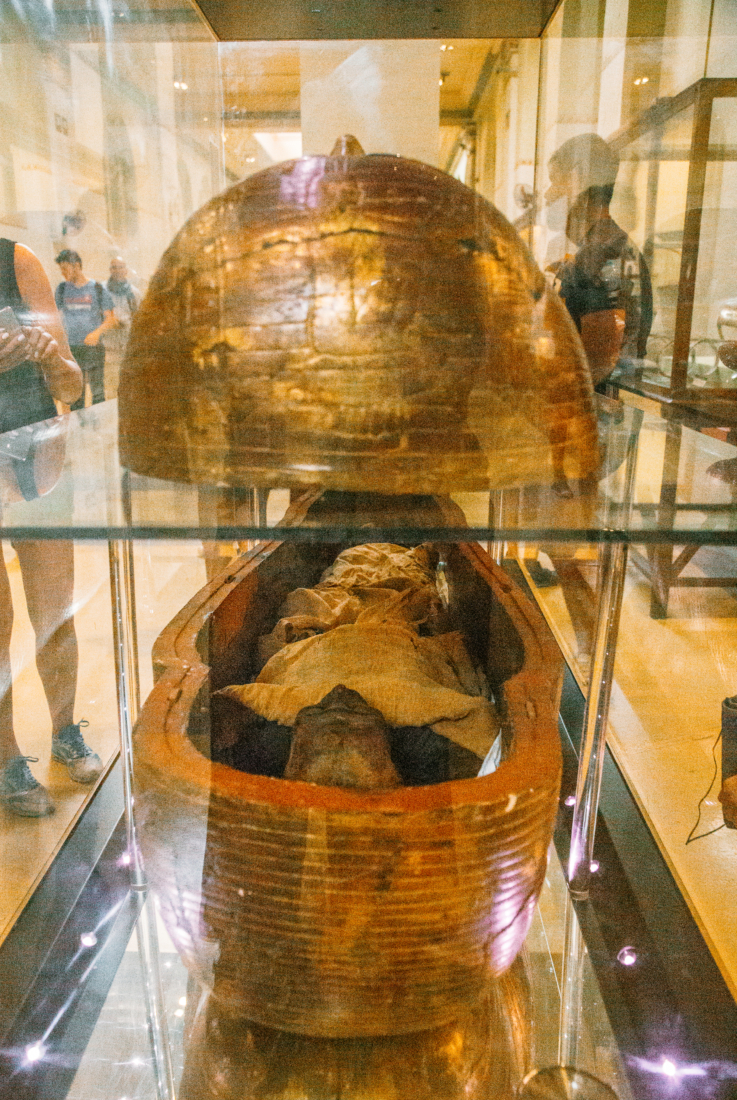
[109,538,175,1100]
[567,539,629,899]
[558,891,585,1068]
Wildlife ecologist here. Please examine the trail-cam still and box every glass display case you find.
[534,1,737,429]
[609,78,737,412]
[0,394,735,1100]
[1,1,737,1099]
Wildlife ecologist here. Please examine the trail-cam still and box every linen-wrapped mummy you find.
[118,138,598,492]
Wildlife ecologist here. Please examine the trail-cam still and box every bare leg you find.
[0,549,22,766]
[12,539,77,735]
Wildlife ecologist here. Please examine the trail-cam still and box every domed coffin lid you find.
[119,138,598,493]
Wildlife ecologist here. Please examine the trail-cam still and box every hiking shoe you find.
[51,720,102,784]
[0,756,54,817]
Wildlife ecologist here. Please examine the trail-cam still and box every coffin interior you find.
[182,536,525,778]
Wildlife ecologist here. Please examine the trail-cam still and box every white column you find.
[708,0,737,77]
[300,41,440,167]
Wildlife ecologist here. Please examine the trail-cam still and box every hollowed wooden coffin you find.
[133,514,563,1038]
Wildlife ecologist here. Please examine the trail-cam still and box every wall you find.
[0,2,222,293]
[472,40,541,227]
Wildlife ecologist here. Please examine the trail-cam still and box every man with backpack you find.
[54,249,116,408]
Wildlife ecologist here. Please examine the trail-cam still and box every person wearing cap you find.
[54,249,116,408]
[105,257,141,398]
[546,133,652,389]
[528,136,654,664]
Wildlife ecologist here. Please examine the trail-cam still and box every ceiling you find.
[220,39,492,123]
[193,0,557,40]
[1,0,556,43]
[218,38,497,175]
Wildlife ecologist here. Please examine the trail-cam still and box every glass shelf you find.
[1,397,736,544]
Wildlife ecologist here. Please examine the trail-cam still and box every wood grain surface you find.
[133,521,562,1037]
[177,956,533,1099]
[119,150,598,492]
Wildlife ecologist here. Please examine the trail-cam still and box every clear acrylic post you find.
[109,533,176,1100]
[567,538,629,899]
[567,400,640,900]
[558,889,586,1067]
[488,489,505,564]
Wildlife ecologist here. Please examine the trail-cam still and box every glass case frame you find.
[611,76,737,416]
[0,0,737,1095]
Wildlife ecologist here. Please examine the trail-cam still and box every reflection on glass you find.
[605,105,694,394]
[63,854,632,1100]
[691,97,737,391]
[177,960,532,1100]
[543,133,653,390]
[0,238,101,820]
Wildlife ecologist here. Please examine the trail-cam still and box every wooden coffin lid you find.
[119,143,598,494]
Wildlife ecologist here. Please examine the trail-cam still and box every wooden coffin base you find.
[134,493,563,1038]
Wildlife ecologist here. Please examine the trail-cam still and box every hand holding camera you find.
[0,307,61,373]
[0,306,29,372]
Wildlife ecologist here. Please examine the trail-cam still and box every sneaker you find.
[707,456,737,485]
[51,720,103,784]
[525,559,559,588]
[0,755,54,817]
